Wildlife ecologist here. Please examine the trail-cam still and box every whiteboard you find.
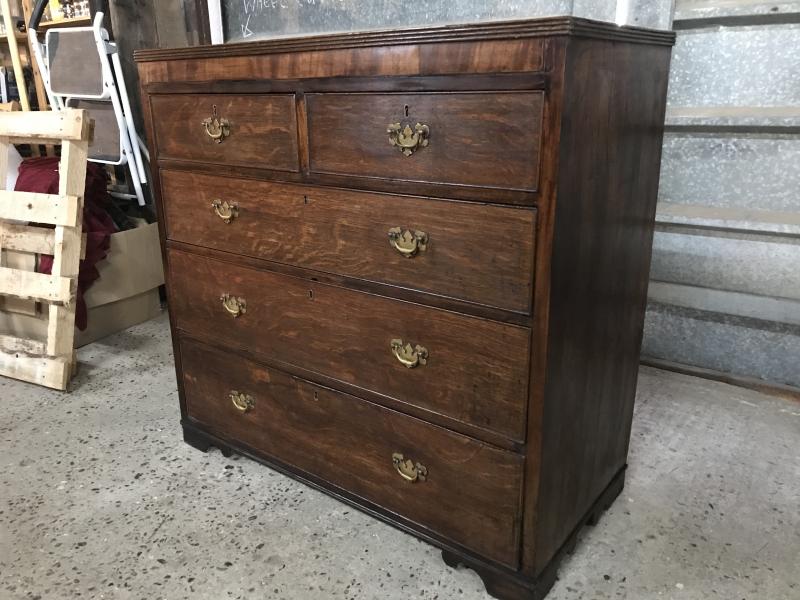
[222,1,581,43]
[217,1,672,43]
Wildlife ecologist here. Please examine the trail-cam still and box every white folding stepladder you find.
[27,1,148,206]
[0,108,90,390]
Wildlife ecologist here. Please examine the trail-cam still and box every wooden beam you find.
[0,223,55,254]
[0,108,89,390]
[0,333,46,356]
[0,135,8,193]
[20,0,49,111]
[0,266,73,303]
[0,223,87,258]
[46,137,88,357]
[0,190,81,226]
[0,248,38,316]
[0,135,7,261]
[0,0,31,111]
[0,109,91,142]
[0,348,71,389]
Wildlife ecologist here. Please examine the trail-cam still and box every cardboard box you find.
[0,222,165,347]
[76,221,165,346]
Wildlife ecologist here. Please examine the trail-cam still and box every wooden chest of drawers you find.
[136,17,673,600]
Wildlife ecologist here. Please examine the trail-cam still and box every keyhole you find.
[303,195,309,205]
[308,290,314,299]
[404,104,409,117]
[313,390,319,401]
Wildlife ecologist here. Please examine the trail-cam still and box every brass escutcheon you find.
[390,339,428,368]
[220,293,246,318]
[387,121,430,157]
[392,452,428,483]
[388,227,428,258]
[230,390,255,413]
[212,199,239,223]
[202,104,230,143]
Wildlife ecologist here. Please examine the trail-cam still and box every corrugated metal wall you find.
[642,0,800,388]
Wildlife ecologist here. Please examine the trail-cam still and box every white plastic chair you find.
[27,6,148,206]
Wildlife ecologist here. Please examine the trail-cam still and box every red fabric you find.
[14,157,117,330]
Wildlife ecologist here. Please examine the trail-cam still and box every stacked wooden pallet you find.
[0,108,89,390]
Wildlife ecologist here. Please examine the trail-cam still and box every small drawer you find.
[161,170,536,313]
[150,94,299,171]
[307,91,543,191]
[168,250,531,442]
[180,338,524,568]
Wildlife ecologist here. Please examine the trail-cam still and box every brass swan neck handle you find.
[387,121,430,157]
[202,104,230,143]
[220,294,246,318]
[212,199,239,223]
[230,391,255,413]
[388,227,428,258]
[392,453,428,483]
[391,339,428,368]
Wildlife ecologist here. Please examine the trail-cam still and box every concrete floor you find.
[1,313,798,600]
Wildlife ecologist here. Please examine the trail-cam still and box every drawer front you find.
[180,338,524,568]
[168,250,530,441]
[150,94,299,171]
[161,170,536,312]
[307,92,543,190]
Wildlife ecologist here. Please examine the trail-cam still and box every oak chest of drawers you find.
[136,17,674,600]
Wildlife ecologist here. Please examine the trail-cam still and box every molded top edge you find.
[134,16,675,62]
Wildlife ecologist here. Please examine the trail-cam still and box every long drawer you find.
[150,94,299,171]
[168,250,531,442]
[307,92,544,190]
[161,170,536,312]
[180,337,524,568]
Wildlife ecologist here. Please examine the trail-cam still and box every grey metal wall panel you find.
[643,303,800,388]
[650,231,800,299]
[659,133,800,212]
[667,24,800,107]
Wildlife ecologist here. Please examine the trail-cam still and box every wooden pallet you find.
[0,108,90,390]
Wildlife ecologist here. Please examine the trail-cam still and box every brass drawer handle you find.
[388,227,428,258]
[392,452,428,483]
[387,122,430,157]
[212,199,239,223]
[220,293,246,318]
[202,104,230,143]
[391,339,428,368]
[230,390,254,413]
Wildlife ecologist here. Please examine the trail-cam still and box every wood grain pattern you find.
[136,19,675,600]
[307,92,543,191]
[0,266,72,304]
[181,337,524,568]
[168,250,531,442]
[134,16,674,64]
[419,39,544,74]
[518,37,567,580]
[141,38,544,85]
[146,73,546,206]
[0,190,79,226]
[0,223,56,255]
[0,346,71,389]
[150,94,299,171]
[530,38,673,575]
[144,72,547,95]
[0,108,88,391]
[160,170,537,312]
[0,108,91,141]
[157,158,540,206]
[138,46,422,86]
